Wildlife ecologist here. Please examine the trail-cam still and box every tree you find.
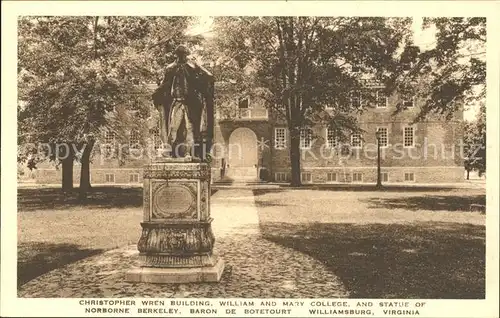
[390,17,486,121]
[18,16,194,198]
[464,102,486,179]
[207,17,411,186]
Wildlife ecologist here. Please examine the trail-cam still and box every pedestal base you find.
[126,258,225,284]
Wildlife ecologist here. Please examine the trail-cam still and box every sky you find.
[186,17,479,121]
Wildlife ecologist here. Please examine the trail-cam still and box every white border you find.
[2,1,499,318]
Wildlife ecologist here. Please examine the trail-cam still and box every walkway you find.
[18,189,349,298]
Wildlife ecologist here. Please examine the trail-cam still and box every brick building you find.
[26,80,464,185]
[211,79,464,184]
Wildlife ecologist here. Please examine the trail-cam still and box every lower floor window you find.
[327,172,337,182]
[105,173,115,183]
[404,172,415,182]
[301,172,312,183]
[352,172,363,182]
[381,172,389,182]
[129,173,139,183]
[275,172,288,182]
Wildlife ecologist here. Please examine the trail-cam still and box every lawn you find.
[17,186,144,287]
[253,187,486,299]
[17,186,219,287]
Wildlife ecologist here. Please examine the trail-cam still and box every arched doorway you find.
[226,127,258,181]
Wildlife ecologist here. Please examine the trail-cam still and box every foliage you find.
[17,16,195,190]
[390,17,486,121]
[464,102,486,176]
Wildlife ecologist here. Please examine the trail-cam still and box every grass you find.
[17,186,144,287]
[17,186,219,287]
[253,187,486,299]
[17,184,486,298]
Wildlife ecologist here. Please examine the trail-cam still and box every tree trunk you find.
[289,127,302,187]
[466,169,470,180]
[61,154,73,193]
[78,139,95,200]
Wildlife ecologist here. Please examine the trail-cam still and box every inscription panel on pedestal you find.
[150,180,199,220]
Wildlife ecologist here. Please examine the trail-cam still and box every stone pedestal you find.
[126,159,224,283]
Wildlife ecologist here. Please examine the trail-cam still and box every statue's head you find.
[174,45,190,61]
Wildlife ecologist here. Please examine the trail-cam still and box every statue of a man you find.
[152,45,214,161]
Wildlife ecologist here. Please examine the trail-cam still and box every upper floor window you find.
[351,133,362,148]
[350,91,362,108]
[404,126,415,147]
[104,130,116,145]
[152,127,163,150]
[129,130,140,149]
[275,128,286,150]
[376,127,389,147]
[300,128,312,149]
[376,90,388,108]
[326,128,338,148]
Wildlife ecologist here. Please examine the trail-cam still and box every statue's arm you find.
[152,65,175,108]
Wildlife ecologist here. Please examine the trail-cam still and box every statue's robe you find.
[152,60,214,160]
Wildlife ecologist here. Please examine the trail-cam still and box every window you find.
[238,97,249,109]
[301,172,312,183]
[404,126,414,147]
[350,91,362,108]
[376,90,388,108]
[326,128,338,149]
[104,130,116,145]
[105,173,115,183]
[351,133,362,148]
[152,127,163,150]
[327,172,337,182]
[129,173,139,183]
[275,172,288,183]
[402,61,413,71]
[376,127,388,147]
[381,172,389,182]
[404,172,415,182]
[300,128,312,149]
[352,172,363,182]
[351,65,360,73]
[403,96,414,108]
[129,130,140,149]
[103,130,116,154]
[275,128,286,150]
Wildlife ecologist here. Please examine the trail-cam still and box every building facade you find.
[211,80,464,184]
[25,81,464,185]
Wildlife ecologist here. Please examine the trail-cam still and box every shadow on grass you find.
[260,221,485,299]
[18,186,219,212]
[18,242,104,287]
[252,184,462,196]
[364,195,486,212]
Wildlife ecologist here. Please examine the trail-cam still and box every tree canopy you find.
[206,17,413,185]
[18,16,195,195]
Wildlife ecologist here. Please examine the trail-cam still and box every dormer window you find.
[401,62,413,71]
[238,97,249,109]
[403,96,415,108]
